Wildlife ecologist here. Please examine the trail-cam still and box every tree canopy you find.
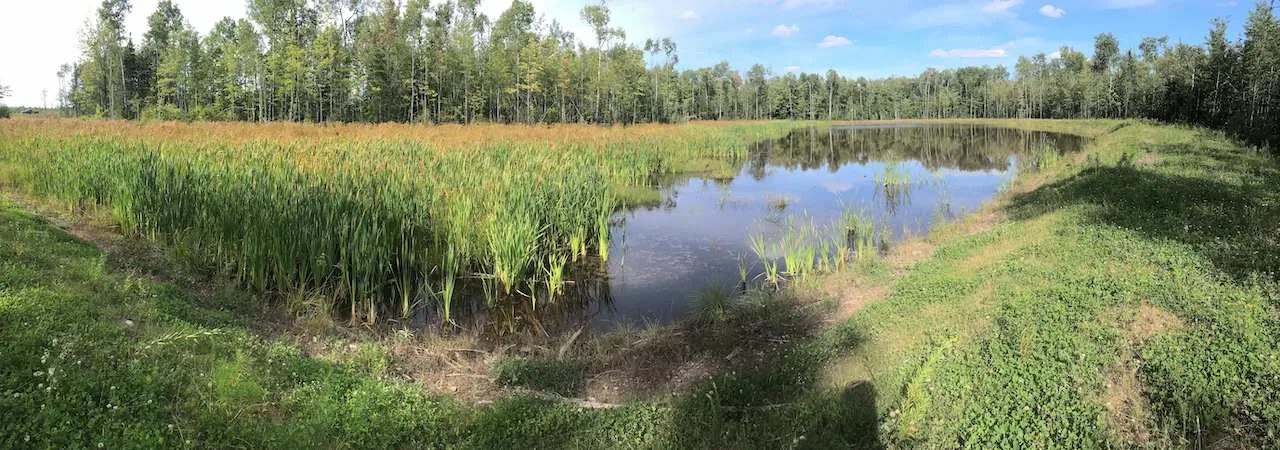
[60,0,1280,150]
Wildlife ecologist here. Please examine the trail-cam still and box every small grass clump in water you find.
[839,207,880,262]
[747,209,882,288]
[1021,141,1062,172]
[749,233,782,288]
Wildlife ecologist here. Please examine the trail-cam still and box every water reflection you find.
[459,125,1085,334]
[596,125,1084,327]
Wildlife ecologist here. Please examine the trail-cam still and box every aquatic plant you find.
[745,208,882,289]
[839,207,879,260]
[748,233,781,288]
[875,162,912,191]
[767,194,789,212]
[780,217,819,280]
[0,119,798,324]
[1020,142,1061,172]
[544,253,568,303]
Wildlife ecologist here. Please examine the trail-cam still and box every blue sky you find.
[0,0,1258,106]
[605,0,1256,78]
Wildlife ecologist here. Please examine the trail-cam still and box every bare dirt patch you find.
[1102,346,1154,447]
[831,285,892,322]
[574,298,825,403]
[1101,300,1187,446]
[1131,301,1187,342]
[888,240,936,269]
[1135,153,1160,167]
[955,236,1025,276]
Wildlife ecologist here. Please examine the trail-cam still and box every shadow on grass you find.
[490,288,885,448]
[1008,143,1280,282]
[1004,142,1280,445]
[642,302,883,449]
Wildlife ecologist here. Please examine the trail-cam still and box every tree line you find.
[62,0,1279,149]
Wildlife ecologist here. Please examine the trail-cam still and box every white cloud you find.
[1048,50,1063,59]
[780,0,838,8]
[754,0,839,9]
[929,41,1022,58]
[983,0,1024,14]
[679,10,700,21]
[904,0,1025,29]
[929,48,1008,58]
[771,24,800,37]
[1039,4,1066,17]
[819,35,852,48]
[1,0,250,107]
[784,66,802,73]
[821,180,854,193]
[1100,0,1159,8]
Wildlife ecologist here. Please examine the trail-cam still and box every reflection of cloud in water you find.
[821,180,855,193]
[612,236,734,288]
[717,193,756,209]
[592,125,1089,327]
[765,193,799,205]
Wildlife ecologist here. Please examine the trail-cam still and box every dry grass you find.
[1131,301,1187,342]
[1101,300,1187,447]
[0,117,774,150]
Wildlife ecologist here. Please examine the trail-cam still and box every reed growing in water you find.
[746,208,882,288]
[0,119,797,324]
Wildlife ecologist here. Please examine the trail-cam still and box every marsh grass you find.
[0,120,796,325]
[748,233,781,288]
[767,194,789,212]
[747,208,883,290]
[1020,141,1062,172]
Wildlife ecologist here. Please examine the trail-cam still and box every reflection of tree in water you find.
[877,179,912,216]
[742,125,1087,175]
[489,126,1086,334]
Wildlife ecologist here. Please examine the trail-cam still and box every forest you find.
[62,0,1280,150]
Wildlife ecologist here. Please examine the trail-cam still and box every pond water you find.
[584,124,1087,326]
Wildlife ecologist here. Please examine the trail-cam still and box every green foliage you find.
[695,284,736,322]
[491,357,582,397]
[60,0,1280,154]
[0,121,794,324]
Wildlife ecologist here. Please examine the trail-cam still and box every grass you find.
[746,209,881,289]
[694,285,736,323]
[818,120,1280,447]
[0,119,796,325]
[2,118,1279,447]
[492,358,583,397]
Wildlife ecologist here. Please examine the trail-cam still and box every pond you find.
[586,124,1087,327]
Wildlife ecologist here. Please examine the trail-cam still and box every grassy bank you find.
[1,119,1277,447]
